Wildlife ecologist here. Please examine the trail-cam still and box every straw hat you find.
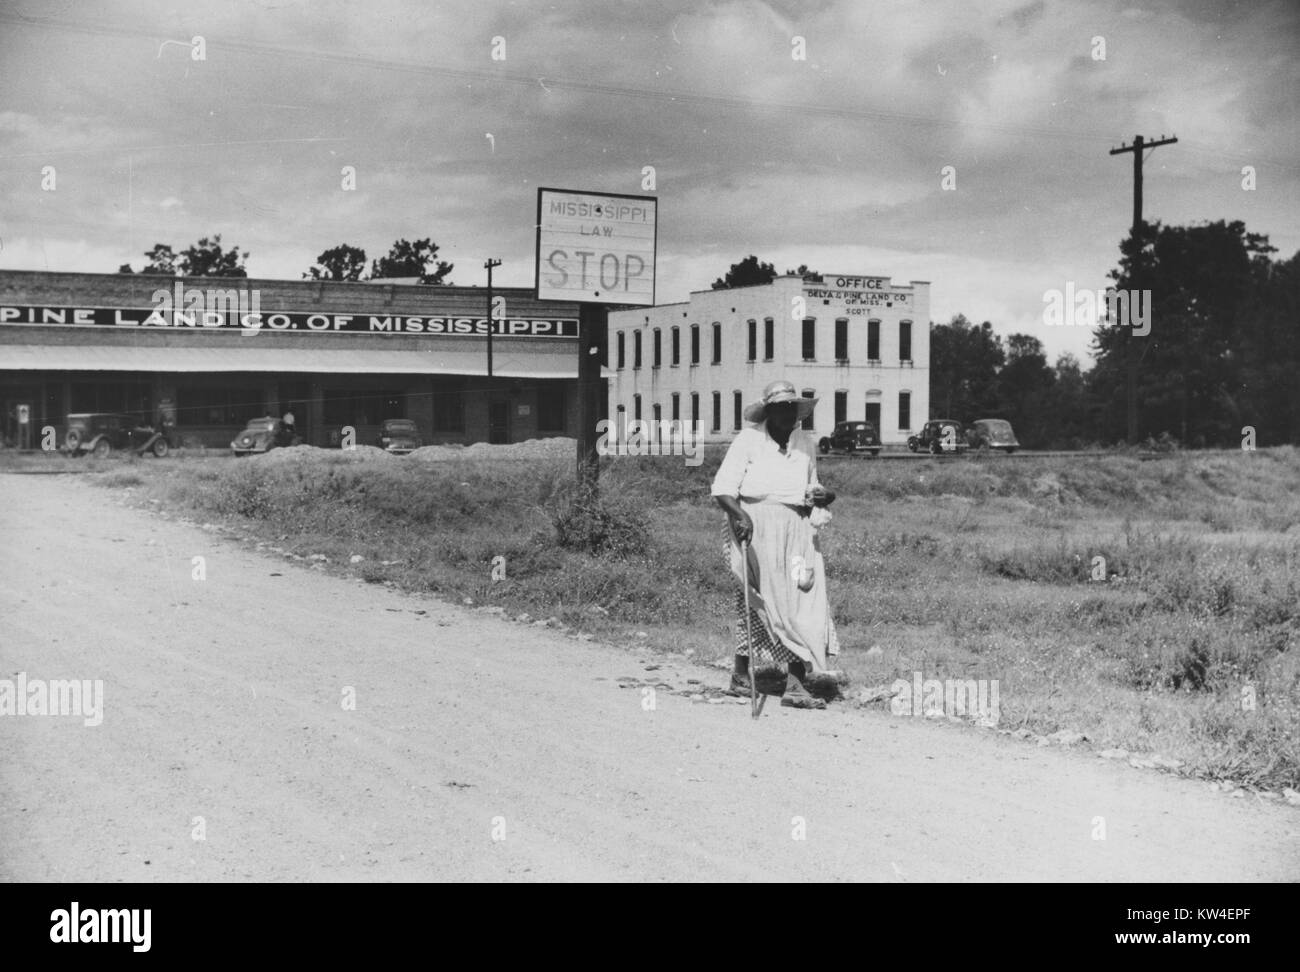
[743,379,818,424]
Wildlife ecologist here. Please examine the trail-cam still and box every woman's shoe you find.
[725,671,753,696]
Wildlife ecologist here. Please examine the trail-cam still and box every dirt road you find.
[1,472,1295,881]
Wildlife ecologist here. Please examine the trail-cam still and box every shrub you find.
[552,485,651,557]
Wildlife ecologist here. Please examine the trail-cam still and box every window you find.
[634,330,642,369]
[802,318,816,360]
[834,391,847,424]
[175,384,255,426]
[633,393,642,421]
[899,320,912,362]
[733,391,743,431]
[747,319,757,361]
[835,318,848,361]
[764,318,774,360]
[537,384,566,432]
[432,387,464,432]
[690,392,699,426]
[712,391,721,432]
[868,319,880,361]
[616,331,625,369]
[653,328,662,368]
[690,324,700,364]
[801,389,816,431]
[671,392,680,422]
[325,389,403,426]
[671,326,680,366]
[712,323,722,364]
[898,391,911,430]
[652,404,662,438]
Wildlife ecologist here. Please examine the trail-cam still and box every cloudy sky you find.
[1,0,1295,366]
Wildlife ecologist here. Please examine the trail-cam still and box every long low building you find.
[0,270,584,449]
[607,272,931,445]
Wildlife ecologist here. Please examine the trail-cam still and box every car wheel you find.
[92,439,111,458]
[907,439,919,453]
[151,438,170,458]
[1005,447,1017,454]
[870,450,880,458]
[818,438,830,454]
[65,430,82,451]
[929,440,942,455]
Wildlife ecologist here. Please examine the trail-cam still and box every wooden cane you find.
[741,537,765,720]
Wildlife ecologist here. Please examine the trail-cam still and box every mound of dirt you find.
[408,437,575,462]
[252,445,395,465]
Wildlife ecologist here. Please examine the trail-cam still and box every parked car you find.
[907,419,969,455]
[62,412,174,458]
[818,420,881,457]
[231,416,301,457]
[377,418,422,455]
[966,418,1020,453]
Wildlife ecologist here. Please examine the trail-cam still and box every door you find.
[280,381,310,444]
[488,400,510,444]
[864,401,881,432]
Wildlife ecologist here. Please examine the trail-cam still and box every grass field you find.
[47,443,1300,792]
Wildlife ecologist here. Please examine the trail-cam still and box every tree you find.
[711,255,777,290]
[132,243,177,275]
[178,235,249,277]
[1235,249,1300,445]
[928,314,1004,419]
[369,238,453,284]
[786,264,821,281]
[305,245,367,281]
[1043,353,1095,448]
[1090,219,1280,446]
[997,334,1055,448]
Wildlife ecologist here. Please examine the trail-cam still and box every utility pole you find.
[1109,134,1177,443]
[576,303,608,488]
[484,258,502,377]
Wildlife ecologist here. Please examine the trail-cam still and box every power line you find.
[4,10,1287,166]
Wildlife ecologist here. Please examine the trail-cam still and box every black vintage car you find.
[377,418,422,455]
[818,421,881,457]
[907,419,969,455]
[966,418,1020,453]
[62,412,174,458]
[231,416,301,456]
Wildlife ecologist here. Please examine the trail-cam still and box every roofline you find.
[0,268,545,295]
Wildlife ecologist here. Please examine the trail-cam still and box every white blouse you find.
[710,424,821,505]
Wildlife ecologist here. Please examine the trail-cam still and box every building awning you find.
[0,344,596,380]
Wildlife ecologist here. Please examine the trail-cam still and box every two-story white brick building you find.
[607,272,930,445]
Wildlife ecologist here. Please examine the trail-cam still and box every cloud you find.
[0,0,1295,371]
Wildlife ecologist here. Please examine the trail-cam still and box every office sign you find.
[536,188,656,305]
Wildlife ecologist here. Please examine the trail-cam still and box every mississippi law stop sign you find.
[535,188,657,306]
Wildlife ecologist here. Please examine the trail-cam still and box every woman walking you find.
[712,380,839,710]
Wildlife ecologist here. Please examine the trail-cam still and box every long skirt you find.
[723,501,839,671]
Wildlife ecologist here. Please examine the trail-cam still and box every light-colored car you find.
[967,418,1020,453]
